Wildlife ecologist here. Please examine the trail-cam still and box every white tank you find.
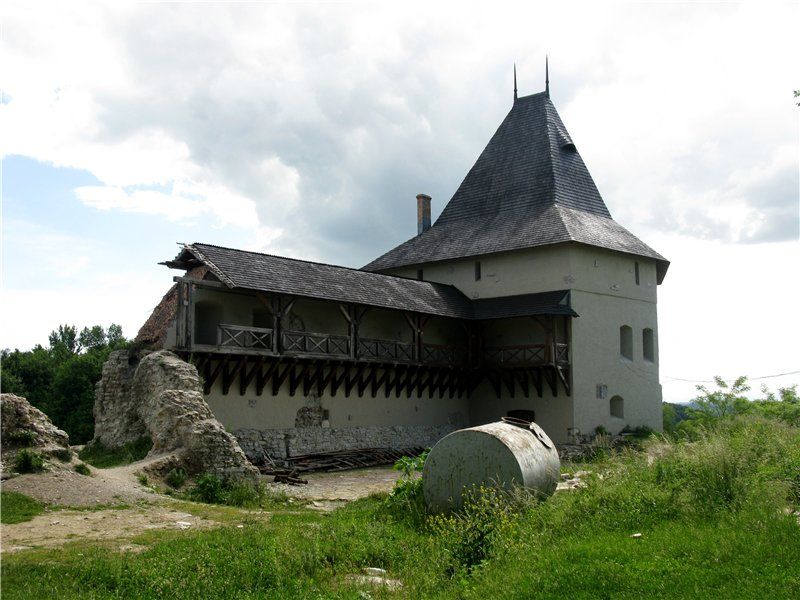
[422,419,561,513]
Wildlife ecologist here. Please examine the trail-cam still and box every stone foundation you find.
[234,423,458,462]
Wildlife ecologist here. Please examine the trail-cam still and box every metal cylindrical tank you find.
[422,419,560,513]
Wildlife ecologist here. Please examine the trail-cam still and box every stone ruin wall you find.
[97,350,457,468]
[94,349,259,480]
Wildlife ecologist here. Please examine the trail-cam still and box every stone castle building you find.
[138,81,669,461]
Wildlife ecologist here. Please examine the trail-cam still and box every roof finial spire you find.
[513,63,518,103]
[545,55,550,98]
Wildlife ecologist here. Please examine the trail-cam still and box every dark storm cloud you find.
[79,3,800,264]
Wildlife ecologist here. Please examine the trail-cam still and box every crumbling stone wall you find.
[1,393,71,457]
[235,423,457,463]
[94,350,258,480]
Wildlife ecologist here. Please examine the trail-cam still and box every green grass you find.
[3,416,799,599]
[1,491,45,524]
[78,437,152,468]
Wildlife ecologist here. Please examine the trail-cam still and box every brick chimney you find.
[417,194,431,235]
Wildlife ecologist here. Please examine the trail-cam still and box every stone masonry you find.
[1,393,71,458]
[235,423,457,463]
[94,350,258,480]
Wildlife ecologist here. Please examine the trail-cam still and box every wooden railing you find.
[282,330,350,357]
[555,343,569,364]
[217,324,273,349]
[358,337,414,362]
[206,325,569,368]
[422,343,466,366]
[484,343,547,366]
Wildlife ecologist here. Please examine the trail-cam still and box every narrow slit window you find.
[635,262,640,285]
[416,269,424,281]
[643,328,655,362]
[474,261,482,281]
[619,325,633,361]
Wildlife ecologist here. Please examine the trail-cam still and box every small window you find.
[619,325,633,361]
[610,396,624,419]
[596,384,608,400]
[474,261,482,281]
[634,262,640,285]
[643,328,655,362]
[416,269,424,280]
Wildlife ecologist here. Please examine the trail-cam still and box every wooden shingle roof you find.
[363,92,669,283]
[164,243,577,320]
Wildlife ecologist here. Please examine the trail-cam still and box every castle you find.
[138,78,668,461]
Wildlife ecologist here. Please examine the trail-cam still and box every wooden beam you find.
[530,368,543,397]
[345,364,364,397]
[204,356,227,395]
[544,366,558,397]
[240,356,263,395]
[303,363,317,396]
[272,361,293,395]
[289,362,310,396]
[256,359,280,396]
[222,356,247,395]
[372,368,388,398]
[557,366,571,396]
[330,364,347,397]
[485,369,501,397]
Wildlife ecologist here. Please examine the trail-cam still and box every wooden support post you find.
[529,368,543,397]
[331,364,348,397]
[176,282,185,348]
[186,282,195,350]
[204,356,227,395]
[289,362,309,396]
[222,356,246,396]
[272,361,293,395]
[256,359,280,396]
[544,366,558,397]
[240,356,263,395]
[372,368,388,398]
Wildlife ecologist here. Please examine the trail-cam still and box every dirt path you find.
[1,454,175,507]
[267,465,402,510]
[1,504,220,553]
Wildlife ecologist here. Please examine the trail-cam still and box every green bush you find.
[429,485,518,573]
[78,437,152,468]
[4,429,37,447]
[74,462,91,476]
[52,447,72,462]
[14,449,45,474]
[384,450,429,522]
[165,467,187,489]
[189,474,225,504]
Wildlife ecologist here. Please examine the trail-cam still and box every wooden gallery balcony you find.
[167,262,575,398]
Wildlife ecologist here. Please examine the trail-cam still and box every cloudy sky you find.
[2,1,798,402]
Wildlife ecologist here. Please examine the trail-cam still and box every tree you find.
[48,325,81,359]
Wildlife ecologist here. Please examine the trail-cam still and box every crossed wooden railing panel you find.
[358,337,414,362]
[422,343,466,366]
[483,343,547,366]
[282,330,350,356]
[217,324,273,349]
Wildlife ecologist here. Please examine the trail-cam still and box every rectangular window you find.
[474,261,482,281]
[416,269,423,280]
[634,262,640,285]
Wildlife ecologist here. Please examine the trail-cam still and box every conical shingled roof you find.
[363,92,669,283]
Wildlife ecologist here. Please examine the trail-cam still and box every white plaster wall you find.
[468,380,573,444]
[569,289,662,435]
[387,243,657,304]
[204,364,469,432]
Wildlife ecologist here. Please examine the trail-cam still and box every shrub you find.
[74,462,91,476]
[78,437,152,468]
[52,447,72,462]
[165,467,188,489]
[4,429,37,447]
[190,474,225,504]
[14,449,45,473]
[429,485,518,573]
[384,450,429,522]
[136,473,149,486]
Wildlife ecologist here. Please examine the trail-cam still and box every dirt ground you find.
[1,462,403,553]
[268,466,402,502]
